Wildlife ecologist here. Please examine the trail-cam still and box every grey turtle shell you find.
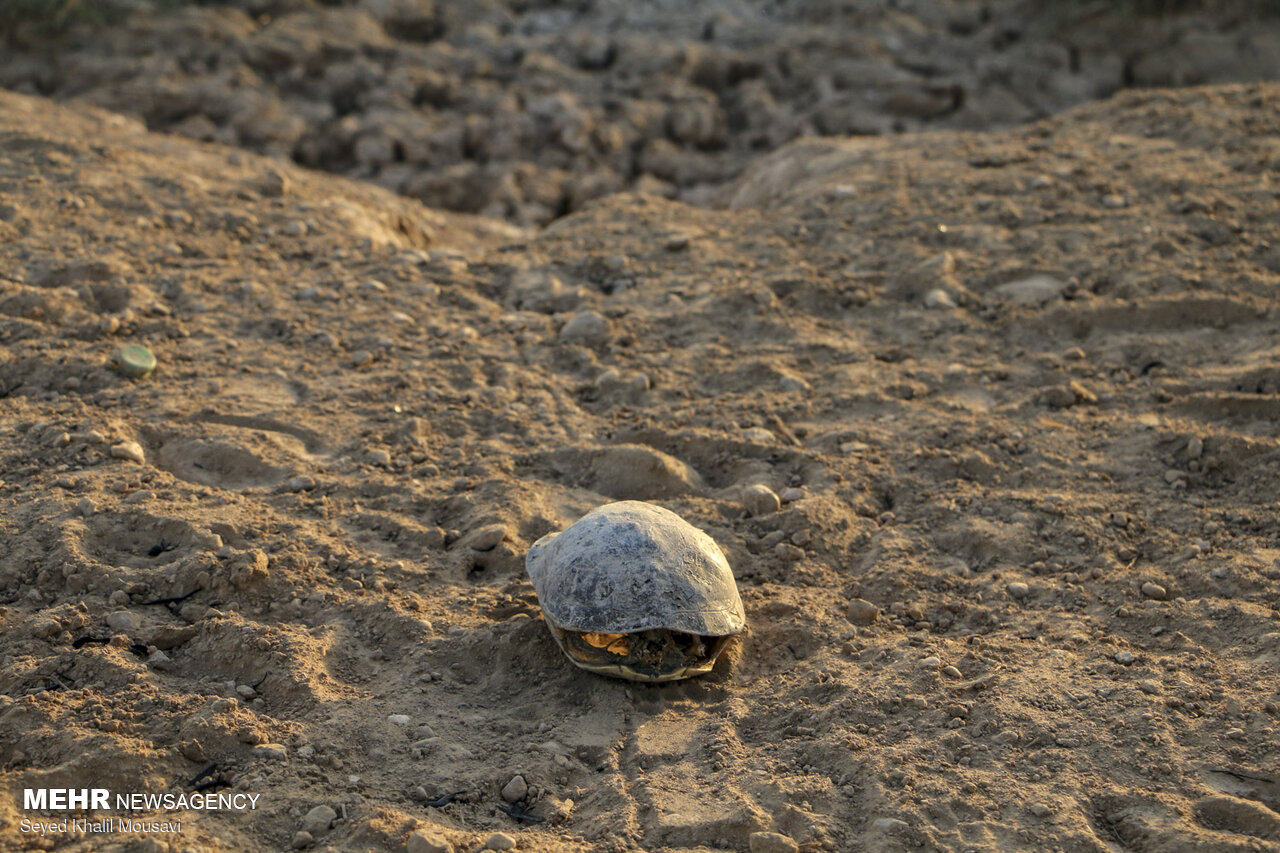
[526,501,746,636]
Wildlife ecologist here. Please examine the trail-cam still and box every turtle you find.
[525,500,746,682]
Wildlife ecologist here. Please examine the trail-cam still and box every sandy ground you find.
[2,68,1280,852]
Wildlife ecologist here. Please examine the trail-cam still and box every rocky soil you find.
[2,0,1279,225]
[4,2,1280,852]
[2,72,1280,850]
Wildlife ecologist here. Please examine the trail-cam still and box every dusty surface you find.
[3,0,1279,225]
[2,57,1280,853]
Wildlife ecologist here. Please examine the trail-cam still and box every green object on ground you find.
[115,344,157,379]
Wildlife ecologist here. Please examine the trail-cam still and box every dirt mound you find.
[3,0,1278,225]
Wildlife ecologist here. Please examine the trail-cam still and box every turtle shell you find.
[526,501,746,637]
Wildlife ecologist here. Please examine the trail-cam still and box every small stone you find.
[292,831,313,849]
[1186,437,1204,459]
[1028,803,1052,818]
[406,830,452,853]
[180,740,206,762]
[237,684,257,699]
[388,714,411,726]
[741,484,781,516]
[559,310,610,345]
[871,817,909,833]
[1006,581,1030,599]
[1138,680,1161,695]
[283,220,309,237]
[748,831,799,853]
[77,497,96,517]
[368,449,392,466]
[1141,582,1167,601]
[285,475,316,492]
[846,599,880,626]
[147,650,174,671]
[463,524,507,551]
[106,610,140,633]
[110,441,146,464]
[779,376,809,392]
[32,619,59,639]
[941,665,963,679]
[1115,651,1136,665]
[779,487,805,503]
[994,274,1067,307]
[484,832,516,851]
[1102,194,1128,209]
[665,233,690,251]
[114,345,157,379]
[301,805,336,835]
[1063,346,1086,361]
[360,279,388,293]
[920,656,941,668]
[1109,512,1130,529]
[742,427,776,443]
[501,774,528,803]
[775,542,804,561]
[252,743,288,759]
[923,288,956,309]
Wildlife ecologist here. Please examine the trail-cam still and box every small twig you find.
[424,790,467,808]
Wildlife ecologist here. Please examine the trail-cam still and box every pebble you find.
[741,484,781,516]
[665,233,690,251]
[1115,651,1136,665]
[994,274,1067,307]
[1028,803,1052,818]
[388,714,411,726]
[558,310,610,345]
[1186,436,1204,459]
[501,774,528,803]
[77,497,96,517]
[106,611,140,633]
[779,487,805,503]
[300,805,336,835]
[367,449,392,466]
[846,599,880,625]
[1141,582,1167,600]
[484,832,516,851]
[920,656,941,668]
[1006,581,1030,599]
[114,344,157,379]
[252,743,288,760]
[464,524,507,551]
[359,279,388,293]
[775,542,804,561]
[406,830,452,853]
[742,427,777,443]
[871,817,909,833]
[941,665,963,679]
[291,831,313,849]
[923,287,957,309]
[283,220,309,237]
[779,376,810,392]
[110,441,146,464]
[284,475,316,492]
[748,831,799,853]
